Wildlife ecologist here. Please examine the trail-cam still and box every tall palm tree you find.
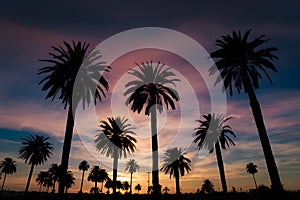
[36,171,49,192]
[201,179,215,194]
[210,30,282,191]
[48,164,60,193]
[38,41,110,194]
[95,116,136,194]
[246,162,258,190]
[124,61,179,195]
[193,113,236,193]
[160,147,191,195]
[87,166,109,194]
[65,171,75,193]
[135,183,141,194]
[125,159,139,194]
[0,157,17,191]
[78,160,90,193]
[18,135,53,194]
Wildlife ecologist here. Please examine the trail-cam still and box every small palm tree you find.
[201,179,214,194]
[36,171,49,192]
[210,30,282,191]
[95,116,136,194]
[48,164,61,193]
[87,166,109,194]
[246,162,258,190]
[135,183,141,194]
[38,41,110,194]
[79,160,90,193]
[162,186,170,194]
[0,157,17,191]
[90,187,100,194]
[193,113,235,193]
[104,178,113,194]
[18,135,53,194]
[125,159,139,194]
[161,147,191,194]
[124,61,180,195]
[65,171,75,193]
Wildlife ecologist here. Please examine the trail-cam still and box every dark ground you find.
[1,191,299,200]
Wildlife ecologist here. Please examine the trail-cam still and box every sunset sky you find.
[0,0,300,194]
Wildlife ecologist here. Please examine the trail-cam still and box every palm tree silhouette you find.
[162,186,170,194]
[64,171,75,193]
[193,113,235,193]
[0,157,17,191]
[161,147,191,195]
[48,164,61,193]
[95,116,136,194]
[210,30,282,191]
[18,135,53,194]
[125,159,140,194]
[124,61,179,195]
[104,178,113,194]
[246,162,258,190]
[36,171,48,192]
[135,183,141,194]
[122,181,130,193]
[79,160,90,193]
[201,179,215,194]
[38,41,110,194]
[87,166,109,194]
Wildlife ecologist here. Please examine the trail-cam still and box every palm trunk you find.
[101,181,104,193]
[39,184,42,192]
[175,173,180,195]
[252,174,258,190]
[244,74,283,191]
[25,163,35,194]
[58,105,75,194]
[52,181,56,193]
[79,170,85,193]
[94,181,97,194]
[112,154,118,194]
[215,141,227,193]
[150,106,160,196]
[130,172,133,194]
[1,173,7,191]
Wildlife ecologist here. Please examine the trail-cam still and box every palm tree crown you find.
[161,147,191,194]
[124,61,180,115]
[19,135,53,165]
[209,29,278,96]
[38,41,110,109]
[193,113,235,152]
[0,157,17,190]
[87,166,109,194]
[201,179,215,194]
[96,116,136,159]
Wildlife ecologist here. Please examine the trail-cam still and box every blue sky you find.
[0,0,299,193]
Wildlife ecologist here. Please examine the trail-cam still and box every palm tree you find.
[18,135,53,194]
[125,159,139,194]
[95,116,136,194]
[65,171,75,193]
[162,186,170,194]
[36,171,49,192]
[210,30,282,191]
[104,178,113,194]
[201,179,214,194]
[246,162,258,190]
[78,160,90,193]
[124,61,179,195]
[38,41,110,194]
[193,113,235,193]
[160,147,191,195]
[87,166,109,194]
[0,157,17,191]
[135,183,141,194]
[48,164,60,193]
